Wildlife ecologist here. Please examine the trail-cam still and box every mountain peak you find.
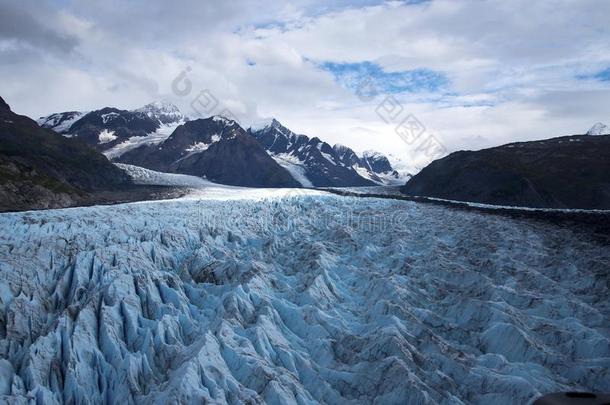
[362,150,384,159]
[136,101,180,113]
[135,101,184,124]
[249,117,284,132]
[210,115,238,126]
[587,122,609,135]
[0,96,9,112]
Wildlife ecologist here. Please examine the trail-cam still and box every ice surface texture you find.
[0,196,608,404]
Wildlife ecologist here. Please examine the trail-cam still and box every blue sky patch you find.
[577,67,610,82]
[320,61,448,96]
[593,67,610,81]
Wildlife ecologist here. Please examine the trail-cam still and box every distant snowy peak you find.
[250,120,369,187]
[351,150,405,186]
[136,100,180,113]
[587,122,609,135]
[362,150,383,159]
[360,150,393,173]
[250,118,299,141]
[333,145,398,177]
[249,117,286,132]
[134,101,185,125]
[210,115,240,127]
[37,111,88,134]
[250,120,399,187]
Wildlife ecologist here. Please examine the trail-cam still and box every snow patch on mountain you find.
[184,135,221,153]
[101,112,119,124]
[248,117,275,132]
[361,149,384,160]
[103,122,184,159]
[319,150,337,165]
[353,165,402,186]
[135,101,184,124]
[212,115,236,125]
[116,163,216,188]
[270,153,314,187]
[98,129,117,144]
[587,122,609,135]
[0,196,608,403]
[36,111,87,134]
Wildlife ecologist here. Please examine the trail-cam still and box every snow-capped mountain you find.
[134,101,185,124]
[38,104,407,188]
[349,149,405,186]
[37,102,187,155]
[360,150,393,173]
[587,122,609,135]
[250,119,400,187]
[116,116,299,188]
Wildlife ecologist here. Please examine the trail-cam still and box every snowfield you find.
[115,163,327,201]
[0,194,608,404]
[270,154,314,188]
[116,163,218,188]
[103,122,184,160]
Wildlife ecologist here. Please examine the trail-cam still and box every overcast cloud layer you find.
[1,0,610,170]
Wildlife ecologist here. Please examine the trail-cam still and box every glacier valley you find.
[0,193,608,404]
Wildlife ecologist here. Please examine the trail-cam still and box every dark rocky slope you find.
[401,135,610,209]
[0,96,133,211]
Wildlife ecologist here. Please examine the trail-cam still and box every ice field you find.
[0,191,608,404]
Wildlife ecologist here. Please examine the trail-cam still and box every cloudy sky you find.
[1,0,610,170]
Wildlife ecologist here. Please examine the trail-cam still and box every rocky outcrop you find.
[402,135,610,209]
[0,96,132,212]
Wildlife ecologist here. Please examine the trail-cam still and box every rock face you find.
[118,117,299,188]
[250,120,399,186]
[401,135,610,209]
[0,96,131,211]
[0,196,608,403]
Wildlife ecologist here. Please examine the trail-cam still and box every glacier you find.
[0,192,608,404]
